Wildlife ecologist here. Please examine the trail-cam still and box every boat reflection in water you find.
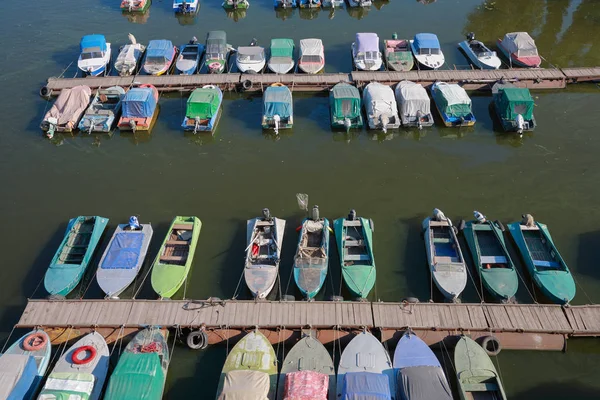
[275,7,295,20]
[121,9,150,24]
[372,0,389,10]
[346,5,369,20]
[225,9,247,21]
[299,8,320,20]
[175,12,199,25]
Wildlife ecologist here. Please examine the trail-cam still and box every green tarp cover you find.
[186,88,220,119]
[330,84,361,119]
[270,39,294,58]
[433,83,472,118]
[496,87,534,120]
[38,372,94,400]
[104,353,165,400]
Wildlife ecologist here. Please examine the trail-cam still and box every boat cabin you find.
[80,35,108,60]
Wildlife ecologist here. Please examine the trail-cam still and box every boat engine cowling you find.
[311,205,320,221]
[348,209,357,221]
[262,208,272,221]
[467,32,475,41]
[516,113,525,134]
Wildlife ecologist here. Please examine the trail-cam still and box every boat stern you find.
[245,266,278,299]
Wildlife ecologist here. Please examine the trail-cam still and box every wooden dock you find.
[16,299,600,351]
[41,66,600,96]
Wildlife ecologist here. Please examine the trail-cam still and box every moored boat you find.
[508,214,575,304]
[384,35,414,72]
[268,38,295,74]
[454,336,507,400]
[352,33,382,71]
[104,328,169,400]
[222,0,250,9]
[262,84,293,133]
[142,40,177,76]
[114,34,146,76]
[78,86,126,133]
[410,33,444,70]
[182,85,223,133]
[120,0,151,12]
[333,209,376,299]
[430,82,476,127]
[205,31,230,74]
[299,0,321,7]
[461,211,518,302]
[44,216,109,297]
[118,85,159,132]
[173,0,199,13]
[458,32,501,70]
[322,0,343,6]
[363,82,400,132]
[492,81,536,134]
[41,85,91,138]
[497,32,541,68]
[329,82,363,130]
[245,208,285,299]
[236,43,266,73]
[347,0,372,6]
[78,34,111,76]
[37,332,109,400]
[150,216,201,299]
[298,38,325,74]
[394,80,434,128]
[273,0,297,7]
[422,208,467,302]
[176,39,204,75]
[96,216,153,299]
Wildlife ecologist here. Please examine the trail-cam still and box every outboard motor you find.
[516,114,525,135]
[44,117,58,139]
[311,205,320,221]
[348,209,357,221]
[467,32,475,42]
[129,215,141,230]
[343,118,351,133]
[392,32,398,40]
[273,114,281,135]
[416,110,423,130]
[194,116,201,134]
[379,114,389,134]
[521,214,535,227]
[433,208,447,222]
[129,119,137,132]
[262,208,272,221]
[474,211,487,224]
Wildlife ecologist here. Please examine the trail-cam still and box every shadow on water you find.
[165,345,226,399]
[24,223,67,299]
[219,219,249,300]
[577,230,600,281]
[225,9,248,22]
[225,93,261,131]
[399,216,430,301]
[512,381,600,400]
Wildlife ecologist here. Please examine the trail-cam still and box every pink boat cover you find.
[284,370,328,400]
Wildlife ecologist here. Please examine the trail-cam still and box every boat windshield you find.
[81,51,103,60]
[181,52,197,60]
[419,47,441,55]
[301,55,322,64]
[357,51,378,60]
[207,53,224,60]
[340,99,354,116]
[146,56,166,64]
[238,53,264,62]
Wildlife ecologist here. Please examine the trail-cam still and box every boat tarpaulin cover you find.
[397,366,453,400]
[300,39,323,56]
[104,353,165,400]
[343,372,392,400]
[186,88,221,119]
[364,82,397,119]
[263,86,293,118]
[101,233,143,270]
[44,85,91,127]
[146,40,174,61]
[496,87,534,120]
[122,88,157,118]
[284,370,328,400]
[80,34,108,52]
[432,83,472,118]
[39,372,95,398]
[413,33,440,50]
[502,32,538,57]
[218,370,270,400]
[330,84,361,119]
[356,33,379,53]
[271,39,294,58]
[207,31,227,54]
[0,354,37,400]
[396,81,430,118]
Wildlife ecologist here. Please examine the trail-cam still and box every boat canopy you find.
[413,33,441,55]
[0,354,38,399]
[343,372,392,400]
[104,353,165,400]
[237,46,265,62]
[207,31,227,56]
[146,40,174,61]
[502,32,538,57]
[496,87,534,121]
[284,370,328,399]
[263,86,293,118]
[433,83,472,118]
[186,88,220,119]
[218,370,269,400]
[397,367,453,400]
[270,38,294,58]
[101,233,143,270]
[122,88,157,118]
[396,81,431,117]
[356,33,379,53]
[80,34,108,53]
[300,39,323,56]
[330,83,361,119]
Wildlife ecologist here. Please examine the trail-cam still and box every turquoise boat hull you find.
[293,217,330,299]
[44,216,109,296]
[508,221,576,304]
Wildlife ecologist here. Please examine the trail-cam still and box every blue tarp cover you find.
[101,232,143,270]
[147,40,174,59]
[263,86,292,118]
[343,372,391,400]
[80,34,108,52]
[395,333,441,369]
[413,33,440,50]
[122,88,156,118]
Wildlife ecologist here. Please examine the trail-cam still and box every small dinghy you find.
[497,32,541,68]
[298,38,325,74]
[273,0,297,7]
[363,82,400,132]
[222,0,250,9]
[410,33,444,70]
[142,40,177,76]
[96,216,153,299]
[461,211,518,302]
[278,335,335,400]
[205,31,231,74]
[492,81,536,135]
[0,330,51,400]
[173,0,199,13]
[236,42,266,73]
[151,216,201,299]
[41,85,91,138]
[299,0,321,7]
[245,208,285,299]
[293,206,330,299]
[78,34,111,76]
[216,331,277,399]
[117,84,159,132]
[431,82,476,127]
[104,328,169,400]
[454,336,507,400]
[337,331,394,399]
[115,34,146,77]
[508,214,575,304]
[262,84,293,133]
[352,33,382,71]
[44,216,109,297]
[458,33,501,70]
[268,38,295,74]
[334,210,376,299]
[176,38,204,75]
[120,0,151,12]
[422,208,467,302]
[182,85,223,133]
[393,331,453,400]
[394,80,434,128]
[78,86,126,133]
[37,332,109,400]
[384,34,414,72]
[330,82,363,130]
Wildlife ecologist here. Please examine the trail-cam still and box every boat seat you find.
[96,109,113,115]
[255,221,274,226]
[172,223,193,230]
[533,260,560,268]
[433,238,452,243]
[480,256,507,264]
[160,255,187,262]
[462,382,499,392]
[343,220,362,227]
[166,240,188,246]
[345,240,365,247]
[345,254,370,261]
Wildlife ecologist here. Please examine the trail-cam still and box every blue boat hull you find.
[80,64,106,77]
[293,218,330,299]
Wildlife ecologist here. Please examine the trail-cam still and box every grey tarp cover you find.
[356,33,379,53]
[502,32,538,57]
[396,81,430,117]
[44,86,91,126]
[343,372,391,400]
[218,370,270,400]
[300,39,323,56]
[363,82,398,124]
[0,354,37,400]
[397,366,453,400]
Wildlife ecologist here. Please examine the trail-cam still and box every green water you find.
[1,0,600,398]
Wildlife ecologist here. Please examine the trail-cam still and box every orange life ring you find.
[72,345,97,365]
[22,332,48,351]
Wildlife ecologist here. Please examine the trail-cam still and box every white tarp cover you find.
[300,39,323,56]
[502,32,538,57]
[435,83,471,106]
[44,86,91,127]
[115,44,142,71]
[363,82,398,120]
[397,366,453,400]
[238,46,265,56]
[396,81,430,117]
[0,354,37,400]
[218,370,270,400]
